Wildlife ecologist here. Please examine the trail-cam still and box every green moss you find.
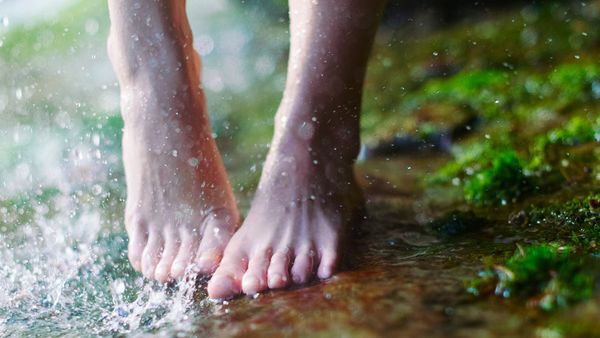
[427,143,533,206]
[463,150,530,206]
[363,0,600,143]
[421,70,510,119]
[469,244,599,311]
[528,193,600,250]
[529,116,599,172]
[548,63,600,109]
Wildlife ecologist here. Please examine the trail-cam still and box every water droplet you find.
[187,157,199,167]
[92,184,102,195]
[117,307,129,318]
[298,122,315,140]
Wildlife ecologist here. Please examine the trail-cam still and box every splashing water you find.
[0,134,210,335]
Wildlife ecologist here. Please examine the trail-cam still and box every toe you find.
[127,226,148,272]
[290,248,316,285]
[242,250,271,295]
[317,249,337,279]
[141,233,164,280]
[154,234,180,283]
[207,248,247,300]
[267,250,291,289]
[170,233,200,278]
[193,216,235,274]
[193,247,223,275]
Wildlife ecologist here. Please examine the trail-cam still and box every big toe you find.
[207,249,247,299]
[207,274,241,300]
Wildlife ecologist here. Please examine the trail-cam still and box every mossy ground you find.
[360,0,600,319]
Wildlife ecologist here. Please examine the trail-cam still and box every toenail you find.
[243,275,261,293]
[155,267,166,279]
[171,262,186,274]
[195,254,217,272]
[292,274,303,284]
[208,276,236,299]
[268,273,282,286]
[197,254,212,265]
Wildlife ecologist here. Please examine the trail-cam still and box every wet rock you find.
[508,210,529,227]
[428,211,486,237]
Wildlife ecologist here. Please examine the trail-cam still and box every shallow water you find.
[1,152,590,337]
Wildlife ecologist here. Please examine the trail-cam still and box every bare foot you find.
[207,101,363,299]
[120,87,239,283]
[107,3,239,282]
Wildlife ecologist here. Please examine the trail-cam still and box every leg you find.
[208,0,386,298]
[107,0,239,282]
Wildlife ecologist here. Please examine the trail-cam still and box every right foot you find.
[108,22,239,283]
[207,93,364,299]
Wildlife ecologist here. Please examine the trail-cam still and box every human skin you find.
[106,0,386,297]
[207,0,386,298]
[107,0,239,283]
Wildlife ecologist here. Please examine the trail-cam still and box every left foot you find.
[208,102,362,299]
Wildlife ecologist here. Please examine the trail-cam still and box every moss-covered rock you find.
[528,193,600,250]
[468,244,599,311]
[463,150,530,206]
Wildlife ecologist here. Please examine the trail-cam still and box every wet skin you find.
[107,0,385,298]
[107,1,239,282]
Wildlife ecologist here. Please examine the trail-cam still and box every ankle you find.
[273,102,361,164]
[119,82,209,131]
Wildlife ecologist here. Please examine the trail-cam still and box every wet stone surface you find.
[176,156,551,338]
